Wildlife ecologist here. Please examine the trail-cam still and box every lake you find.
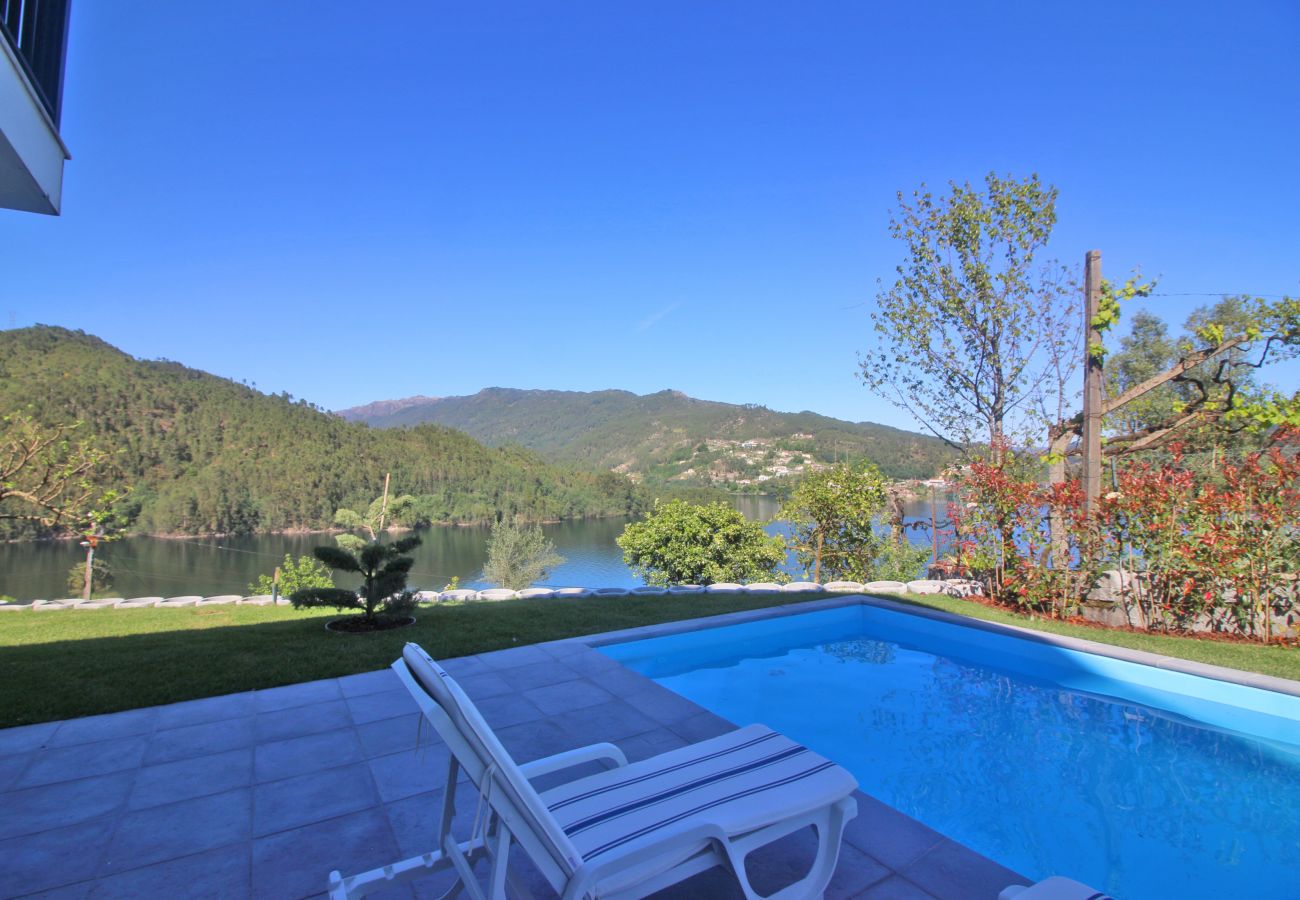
[0,496,947,601]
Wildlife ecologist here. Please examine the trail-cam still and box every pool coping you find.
[553,592,1300,699]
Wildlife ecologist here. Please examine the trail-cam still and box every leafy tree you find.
[482,519,564,590]
[290,535,422,626]
[334,490,417,552]
[617,500,787,586]
[0,414,115,532]
[780,464,889,582]
[1105,310,1181,438]
[860,173,1077,454]
[248,553,335,596]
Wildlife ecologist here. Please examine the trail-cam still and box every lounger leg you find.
[721,797,857,900]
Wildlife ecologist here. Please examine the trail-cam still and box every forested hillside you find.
[0,328,646,538]
[340,387,954,483]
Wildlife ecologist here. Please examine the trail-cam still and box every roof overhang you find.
[0,30,69,215]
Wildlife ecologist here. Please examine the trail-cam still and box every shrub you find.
[617,500,787,587]
[66,558,114,597]
[248,553,335,596]
[482,520,564,590]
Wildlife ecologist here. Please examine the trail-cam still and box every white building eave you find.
[0,31,69,215]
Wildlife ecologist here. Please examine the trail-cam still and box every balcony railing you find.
[1,0,70,125]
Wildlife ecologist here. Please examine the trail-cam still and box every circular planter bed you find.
[325,615,416,634]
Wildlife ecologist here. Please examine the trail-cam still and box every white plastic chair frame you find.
[328,651,857,900]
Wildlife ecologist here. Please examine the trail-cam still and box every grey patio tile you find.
[523,679,615,716]
[0,771,133,840]
[622,681,708,726]
[455,670,513,700]
[253,677,342,713]
[0,720,59,754]
[559,647,625,677]
[251,806,400,900]
[338,667,401,698]
[130,748,253,810]
[0,818,114,896]
[382,786,481,858]
[101,788,252,874]
[356,713,426,758]
[368,745,455,804]
[476,645,554,671]
[495,660,582,693]
[535,638,588,658]
[474,693,547,730]
[548,699,659,745]
[48,708,157,748]
[573,660,657,694]
[900,838,1024,900]
[843,793,944,872]
[614,728,691,763]
[0,752,31,792]
[254,729,364,783]
[854,874,941,899]
[346,687,419,725]
[15,880,91,899]
[254,698,351,743]
[88,843,250,899]
[742,828,891,899]
[668,710,737,743]
[438,654,493,678]
[253,762,379,836]
[153,691,256,730]
[16,733,149,789]
[494,718,586,764]
[145,715,256,765]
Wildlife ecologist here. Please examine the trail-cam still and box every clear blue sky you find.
[5,1,1298,429]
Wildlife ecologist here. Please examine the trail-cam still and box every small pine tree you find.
[290,535,422,626]
[67,558,113,597]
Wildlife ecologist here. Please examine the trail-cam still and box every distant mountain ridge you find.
[0,328,648,538]
[336,395,441,421]
[338,387,954,484]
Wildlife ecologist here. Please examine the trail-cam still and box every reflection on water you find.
[0,495,947,600]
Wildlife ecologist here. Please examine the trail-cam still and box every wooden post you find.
[1082,250,1103,514]
[378,472,391,535]
[81,538,96,601]
[272,566,281,604]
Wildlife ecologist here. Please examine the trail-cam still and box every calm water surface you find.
[0,496,944,600]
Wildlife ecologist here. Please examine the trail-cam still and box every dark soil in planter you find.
[325,614,416,634]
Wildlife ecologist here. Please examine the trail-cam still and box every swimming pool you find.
[600,603,1300,899]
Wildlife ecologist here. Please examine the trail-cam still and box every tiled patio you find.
[0,635,1024,899]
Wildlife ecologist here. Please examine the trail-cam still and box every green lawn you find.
[1,592,1296,728]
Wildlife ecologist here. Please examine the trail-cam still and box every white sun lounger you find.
[1000,876,1114,900]
[328,643,859,899]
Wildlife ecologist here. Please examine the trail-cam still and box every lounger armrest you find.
[562,821,729,900]
[519,742,629,781]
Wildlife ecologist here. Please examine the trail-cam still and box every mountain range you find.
[338,388,952,484]
[0,328,649,538]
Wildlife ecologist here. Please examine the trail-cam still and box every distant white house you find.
[0,1,71,214]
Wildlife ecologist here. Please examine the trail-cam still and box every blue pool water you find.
[600,605,1300,899]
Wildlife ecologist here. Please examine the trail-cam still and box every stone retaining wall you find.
[0,578,986,611]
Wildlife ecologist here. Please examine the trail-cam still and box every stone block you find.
[592,587,629,597]
[33,601,71,611]
[414,590,440,603]
[240,595,274,606]
[158,596,202,607]
[119,597,164,608]
[942,579,984,598]
[73,598,122,609]
[744,582,785,592]
[630,586,667,595]
[477,588,518,601]
[906,579,947,595]
[824,581,864,593]
[705,583,743,593]
[782,581,823,592]
[439,589,478,602]
[667,585,704,594]
[198,594,241,605]
[552,587,589,597]
[0,600,37,610]
[518,588,555,599]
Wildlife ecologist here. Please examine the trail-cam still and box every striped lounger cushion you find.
[539,723,858,863]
